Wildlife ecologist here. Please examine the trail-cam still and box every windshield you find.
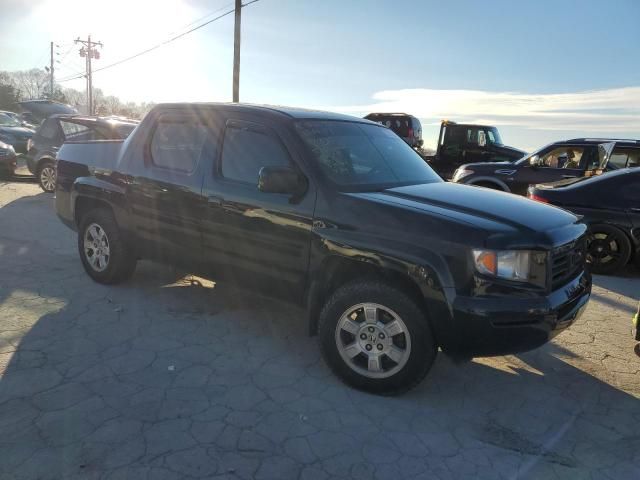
[0,112,21,127]
[294,120,441,190]
[487,127,503,145]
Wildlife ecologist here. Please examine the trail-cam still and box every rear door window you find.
[149,115,208,173]
[609,148,640,169]
[59,121,103,141]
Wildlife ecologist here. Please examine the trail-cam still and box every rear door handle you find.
[630,208,640,212]
[562,175,577,178]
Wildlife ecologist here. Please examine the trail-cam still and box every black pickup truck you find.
[424,120,525,179]
[55,103,591,394]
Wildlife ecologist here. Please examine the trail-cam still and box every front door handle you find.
[630,207,640,212]
[208,195,224,206]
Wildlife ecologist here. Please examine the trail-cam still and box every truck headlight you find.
[452,169,474,183]
[473,249,547,283]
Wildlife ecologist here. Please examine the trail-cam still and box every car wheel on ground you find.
[318,279,437,395]
[586,224,632,275]
[37,160,57,193]
[78,208,137,284]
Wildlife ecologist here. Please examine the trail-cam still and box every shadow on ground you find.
[0,191,639,480]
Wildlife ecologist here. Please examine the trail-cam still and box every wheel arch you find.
[465,176,511,192]
[36,155,56,171]
[305,253,449,342]
[71,178,134,245]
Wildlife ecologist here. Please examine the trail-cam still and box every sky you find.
[1,0,639,151]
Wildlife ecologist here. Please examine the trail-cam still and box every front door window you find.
[539,147,585,169]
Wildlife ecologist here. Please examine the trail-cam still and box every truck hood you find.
[493,144,527,159]
[353,182,581,248]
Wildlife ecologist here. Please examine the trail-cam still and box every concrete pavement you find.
[0,178,639,480]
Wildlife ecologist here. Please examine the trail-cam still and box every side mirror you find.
[529,155,543,167]
[258,166,305,195]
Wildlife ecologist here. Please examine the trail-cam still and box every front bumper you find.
[443,270,591,356]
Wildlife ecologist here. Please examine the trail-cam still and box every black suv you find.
[364,113,423,149]
[25,114,138,192]
[452,139,640,195]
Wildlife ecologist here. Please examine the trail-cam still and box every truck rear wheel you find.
[318,280,436,395]
[78,208,137,284]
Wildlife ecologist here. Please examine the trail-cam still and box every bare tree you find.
[4,69,50,99]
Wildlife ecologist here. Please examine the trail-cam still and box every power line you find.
[168,1,234,36]
[57,0,261,83]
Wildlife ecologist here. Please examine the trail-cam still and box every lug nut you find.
[360,333,367,340]
[368,326,375,333]
[379,333,385,339]
[365,344,372,351]
[377,344,383,351]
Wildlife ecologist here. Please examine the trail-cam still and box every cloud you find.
[325,86,640,133]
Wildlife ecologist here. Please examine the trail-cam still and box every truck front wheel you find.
[318,280,436,395]
[78,208,137,284]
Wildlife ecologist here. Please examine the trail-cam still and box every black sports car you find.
[528,168,640,274]
[452,139,640,195]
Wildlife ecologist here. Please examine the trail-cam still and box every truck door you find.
[124,110,213,269]
[201,116,315,301]
[461,127,489,164]
[435,124,465,179]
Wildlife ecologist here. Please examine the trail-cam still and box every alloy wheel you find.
[40,166,56,192]
[83,223,110,272]
[587,232,622,268]
[335,303,411,379]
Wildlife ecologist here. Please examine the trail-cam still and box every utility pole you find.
[232,0,241,103]
[76,36,102,115]
[49,41,54,98]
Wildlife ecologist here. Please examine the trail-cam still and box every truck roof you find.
[154,102,374,123]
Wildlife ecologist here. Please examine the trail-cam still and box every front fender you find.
[305,229,456,342]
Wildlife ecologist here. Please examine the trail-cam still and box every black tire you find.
[318,279,437,395]
[586,224,632,275]
[78,208,137,284]
[37,160,56,193]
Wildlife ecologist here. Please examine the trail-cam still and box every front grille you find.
[551,238,586,288]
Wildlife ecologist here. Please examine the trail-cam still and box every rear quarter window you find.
[149,116,208,173]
